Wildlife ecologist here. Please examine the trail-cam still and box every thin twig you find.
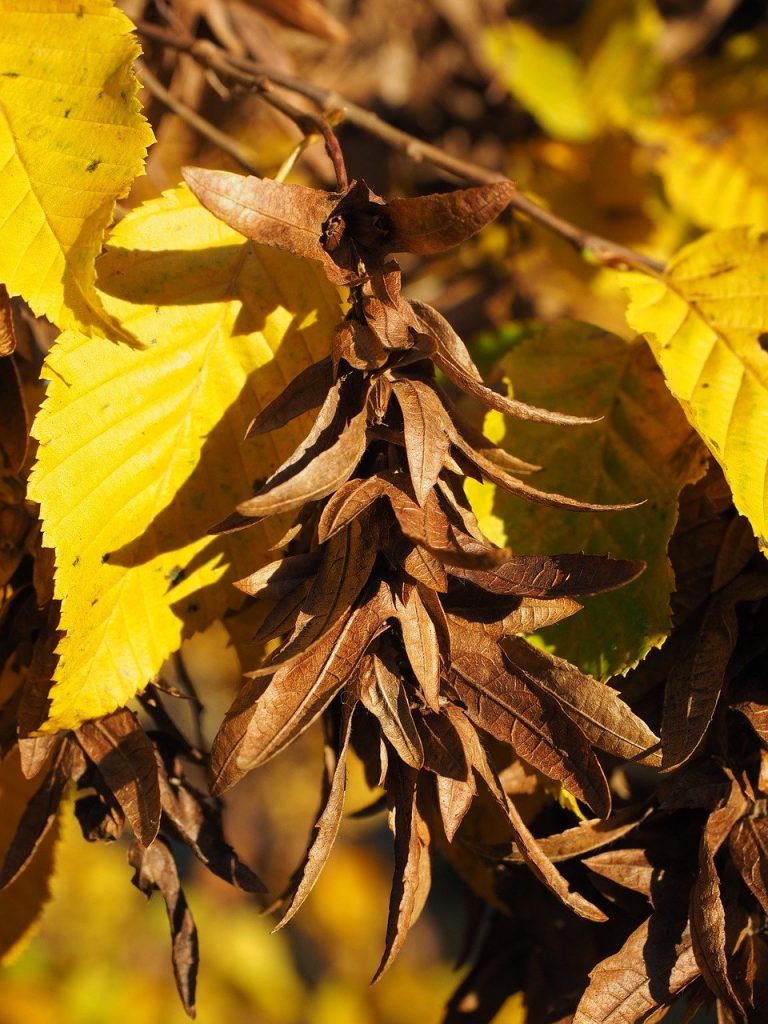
[137,60,262,176]
[135,20,664,273]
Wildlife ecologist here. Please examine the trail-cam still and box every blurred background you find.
[3,0,768,1020]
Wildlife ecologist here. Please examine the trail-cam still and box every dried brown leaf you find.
[414,302,593,426]
[392,378,451,505]
[359,650,423,769]
[17,734,60,781]
[245,357,332,437]
[211,584,392,790]
[235,389,370,519]
[234,551,321,599]
[384,182,516,255]
[372,767,431,981]
[574,919,698,1023]
[0,285,15,357]
[75,709,161,847]
[505,636,661,767]
[129,838,198,1017]
[182,167,342,279]
[402,544,449,592]
[285,517,379,653]
[583,847,657,898]
[450,553,645,599]
[503,804,652,864]
[690,791,746,1017]
[275,699,356,928]
[394,582,442,711]
[448,619,611,816]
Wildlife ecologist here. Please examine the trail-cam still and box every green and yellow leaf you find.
[624,227,768,553]
[471,322,707,679]
[0,0,153,335]
[28,185,342,732]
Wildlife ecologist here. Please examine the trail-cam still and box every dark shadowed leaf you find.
[573,919,698,1023]
[129,838,198,1018]
[76,709,161,847]
[0,355,26,473]
[156,762,265,893]
[662,573,768,770]
[690,792,747,1017]
[416,711,469,782]
[728,818,768,916]
[0,754,67,890]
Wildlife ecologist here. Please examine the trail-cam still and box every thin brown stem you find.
[137,60,262,177]
[135,20,664,273]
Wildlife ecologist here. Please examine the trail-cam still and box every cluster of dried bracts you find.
[177,168,661,968]
[3,168,767,1023]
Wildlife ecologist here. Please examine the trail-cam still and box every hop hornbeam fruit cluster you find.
[181,167,660,971]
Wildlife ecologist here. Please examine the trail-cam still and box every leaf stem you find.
[135,20,663,274]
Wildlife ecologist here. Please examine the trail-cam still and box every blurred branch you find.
[137,60,262,176]
[135,20,664,274]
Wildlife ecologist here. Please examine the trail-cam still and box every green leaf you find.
[471,322,708,679]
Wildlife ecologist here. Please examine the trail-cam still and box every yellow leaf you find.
[28,185,342,731]
[484,22,597,143]
[0,749,60,963]
[623,227,768,553]
[0,0,153,335]
[474,322,707,679]
[636,110,768,231]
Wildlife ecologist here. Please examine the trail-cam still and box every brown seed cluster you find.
[183,167,659,970]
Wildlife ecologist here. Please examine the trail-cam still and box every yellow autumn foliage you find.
[623,227,768,553]
[0,0,153,336]
[28,185,342,731]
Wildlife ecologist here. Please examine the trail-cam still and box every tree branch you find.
[135,20,664,274]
